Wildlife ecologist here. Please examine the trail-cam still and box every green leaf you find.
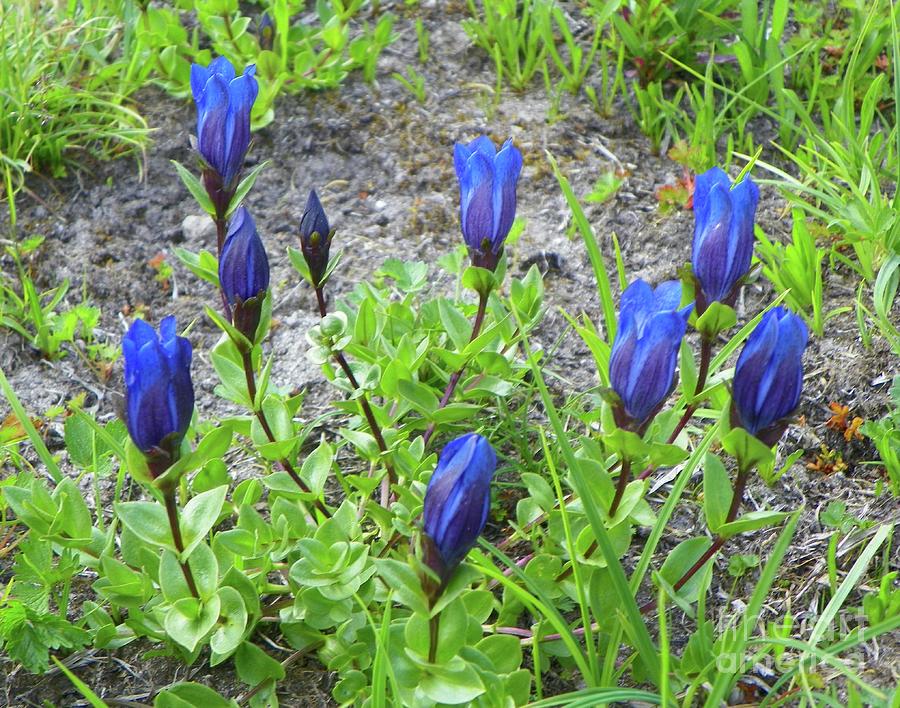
[164,595,221,652]
[210,587,248,656]
[171,160,215,215]
[181,486,228,558]
[647,442,690,467]
[301,439,333,497]
[288,245,313,285]
[159,550,195,604]
[418,658,485,704]
[702,453,732,532]
[476,634,522,674]
[173,247,219,287]
[461,266,496,297]
[717,510,792,539]
[374,559,429,615]
[721,427,775,473]
[115,501,175,552]
[438,298,473,351]
[49,478,94,545]
[397,379,439,416]
[604,428,649,462]
[659,536,712,603]
[695,301,737,339]
[154,682,237,708]
[235,641,285,686]
[51,656,108,708]
[155,425,233,491]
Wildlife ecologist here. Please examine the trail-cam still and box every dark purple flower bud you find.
[732,307,807,444]
[190,57,259,190]
[219,207,270,342]
[423,433,496,579]
[123,317,194,475]
[453,136,523,271]
[258,12,275,51]
[299,190,333,288]
[692,167,759,312]
[609,280,692,427]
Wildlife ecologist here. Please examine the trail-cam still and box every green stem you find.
[163,491,199,599]
[239,348,329,517]
[422,291,489,447]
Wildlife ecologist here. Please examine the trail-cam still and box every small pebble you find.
[181,214,216,243]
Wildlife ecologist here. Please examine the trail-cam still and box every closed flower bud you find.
[219,207,270,343]
[609,280,692,428]
[190,57,259,195]
[454,136,523,271]
[257,12,275,52]
[732,307,807,445]
[692,167,759,312]
[123,317,194,475]
[423,433,496,582]
[299,190,333,288]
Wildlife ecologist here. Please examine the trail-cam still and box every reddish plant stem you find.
[315,287,396,487]
[163,491,199,598]
[214,215,233,319]
[556,458,634,583]
[240,349,329,517]
[608,458,633,519]
[428,613,441,663]
[639,463,751,614]
[422,292,489,448]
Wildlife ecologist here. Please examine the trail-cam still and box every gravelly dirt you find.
[1,1,898,705]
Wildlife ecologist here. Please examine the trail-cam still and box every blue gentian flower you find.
[219,207,270,306]
[423,433,496,576]
[732,307,807,442]
[609,280,693,427]
[123,317,194,473]
[219,207,270,342]
[692,167,759,310]
[190,57,259,189]
[453,136,523,270]
[299,189,333,288]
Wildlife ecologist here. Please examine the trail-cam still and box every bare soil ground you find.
[1,2,898,705]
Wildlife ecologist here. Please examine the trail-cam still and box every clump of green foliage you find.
[0,0,150,221]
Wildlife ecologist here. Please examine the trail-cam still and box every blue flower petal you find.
[209,55,236,82]
[491,142,523,252]
[468,135,498,159]
[190,63,211,101]
[461,152,494,251]
[622,311,685,422]
[693,182,734,302]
